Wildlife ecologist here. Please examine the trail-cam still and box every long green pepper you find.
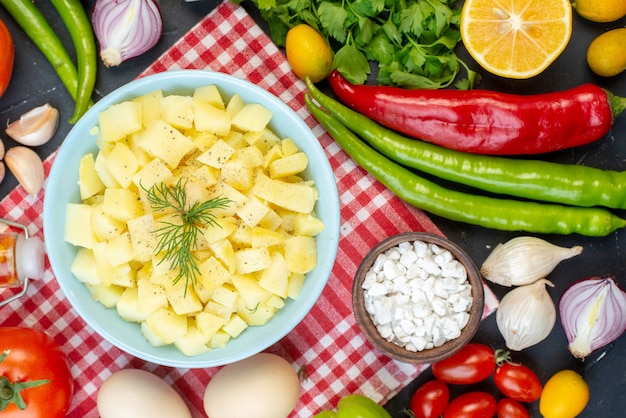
[50,0,97,123]
[0,0,79,100]
[304,94,626,236]
[305,78,626,210]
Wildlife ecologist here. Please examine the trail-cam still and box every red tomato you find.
[443,392,497,418]
[431,343,495,384]
[409,379,450,418]
[0,327,73,418]
[494,362,542,402]
[496,398,531,418]
[0,18,14,98]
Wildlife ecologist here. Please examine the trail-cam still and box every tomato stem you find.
[494,349,520,366]
[0,351,51,411]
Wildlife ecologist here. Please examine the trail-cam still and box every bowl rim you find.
[352,231,484,364]
[43,69,341,368]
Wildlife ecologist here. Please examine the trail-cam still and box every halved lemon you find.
[460,0,573,79]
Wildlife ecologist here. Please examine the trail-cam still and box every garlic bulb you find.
[92,0,163,67]
[559,275,626,359]
[481,236,583,286]
[496,279,556,351]
[4,146,45,197]
[5,103,59,146]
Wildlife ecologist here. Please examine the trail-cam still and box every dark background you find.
[0,0,624,416]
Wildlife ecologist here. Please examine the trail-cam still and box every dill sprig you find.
[143,178,231,289]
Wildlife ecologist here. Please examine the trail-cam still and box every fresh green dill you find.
[142,179,231,290]
[235,0,480,88]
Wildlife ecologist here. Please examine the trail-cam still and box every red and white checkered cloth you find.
[1,1,497,416]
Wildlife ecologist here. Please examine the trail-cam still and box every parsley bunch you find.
[236,0,480,88]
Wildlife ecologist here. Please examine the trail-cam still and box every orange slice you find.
[460,0,573,79]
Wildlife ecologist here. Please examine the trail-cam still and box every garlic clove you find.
[5,146,45,197]
[5,103,60,146]
[496,278,556,351]
[481,236,583,286]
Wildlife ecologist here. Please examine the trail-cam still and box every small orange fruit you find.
[285,24,333,83]
[460,0,572,79]
[574,0,626,23]
[539,370,589,418]
[587,28,626,77]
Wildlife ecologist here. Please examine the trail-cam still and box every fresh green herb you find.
[143,179,231,290]
[235,0,479,88]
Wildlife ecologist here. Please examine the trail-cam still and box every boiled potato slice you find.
[137,119,194,167]
[193,85,225,109]
[193,101,231,136]
[284,236,317,274]
[251,172,318,213]
[132,89,163,127]
[145,308,188,344]
[71,248,100,284]
[231,103,273,132]
[175,324,212,356]
[106,142,139,188]
[86,283,124,308]
[78,153,104,200]
[98,100,143,142]
[160,94,194,129]
[65,203,97,248]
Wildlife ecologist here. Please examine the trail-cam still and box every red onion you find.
[92,0,163,67]
[559,274,626,359]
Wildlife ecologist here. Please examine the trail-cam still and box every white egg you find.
[203,353,301,418]
[97,369,192,418]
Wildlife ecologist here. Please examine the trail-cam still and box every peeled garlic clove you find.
[5,146,45,197]
[496,278,556,351]
[480,236,583,286]
[5,103,59,146]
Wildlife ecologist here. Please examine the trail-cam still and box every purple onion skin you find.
[92,0,163,66]
[559,274,626,359]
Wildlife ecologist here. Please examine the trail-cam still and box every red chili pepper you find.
[327,70,626,155]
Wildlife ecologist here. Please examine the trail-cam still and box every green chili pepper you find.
[0,0,79,107]
[337,394,392,418]
[305,78,626,210]
[50,0,97,123]
[304,93,626,236]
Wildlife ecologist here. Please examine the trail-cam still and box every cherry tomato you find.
[0,18,14,98]
[496,398,531,418]
[431,343,495,384]
[443,391,497,418]
[0,327,73,418]
[494,361,542,402]
[409,379,450,418]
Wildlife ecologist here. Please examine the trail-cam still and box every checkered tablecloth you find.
[1,1,497,416]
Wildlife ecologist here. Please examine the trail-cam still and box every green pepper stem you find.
[606,90,626,119]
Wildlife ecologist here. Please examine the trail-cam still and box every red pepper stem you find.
[606,90,626,119]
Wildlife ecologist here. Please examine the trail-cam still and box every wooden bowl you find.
[352,232,484,364]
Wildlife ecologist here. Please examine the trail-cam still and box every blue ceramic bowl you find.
[44,70,340,368]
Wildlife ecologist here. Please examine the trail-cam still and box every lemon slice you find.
[460,0,573,79]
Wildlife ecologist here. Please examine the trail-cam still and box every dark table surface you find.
[1,1,625,416]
